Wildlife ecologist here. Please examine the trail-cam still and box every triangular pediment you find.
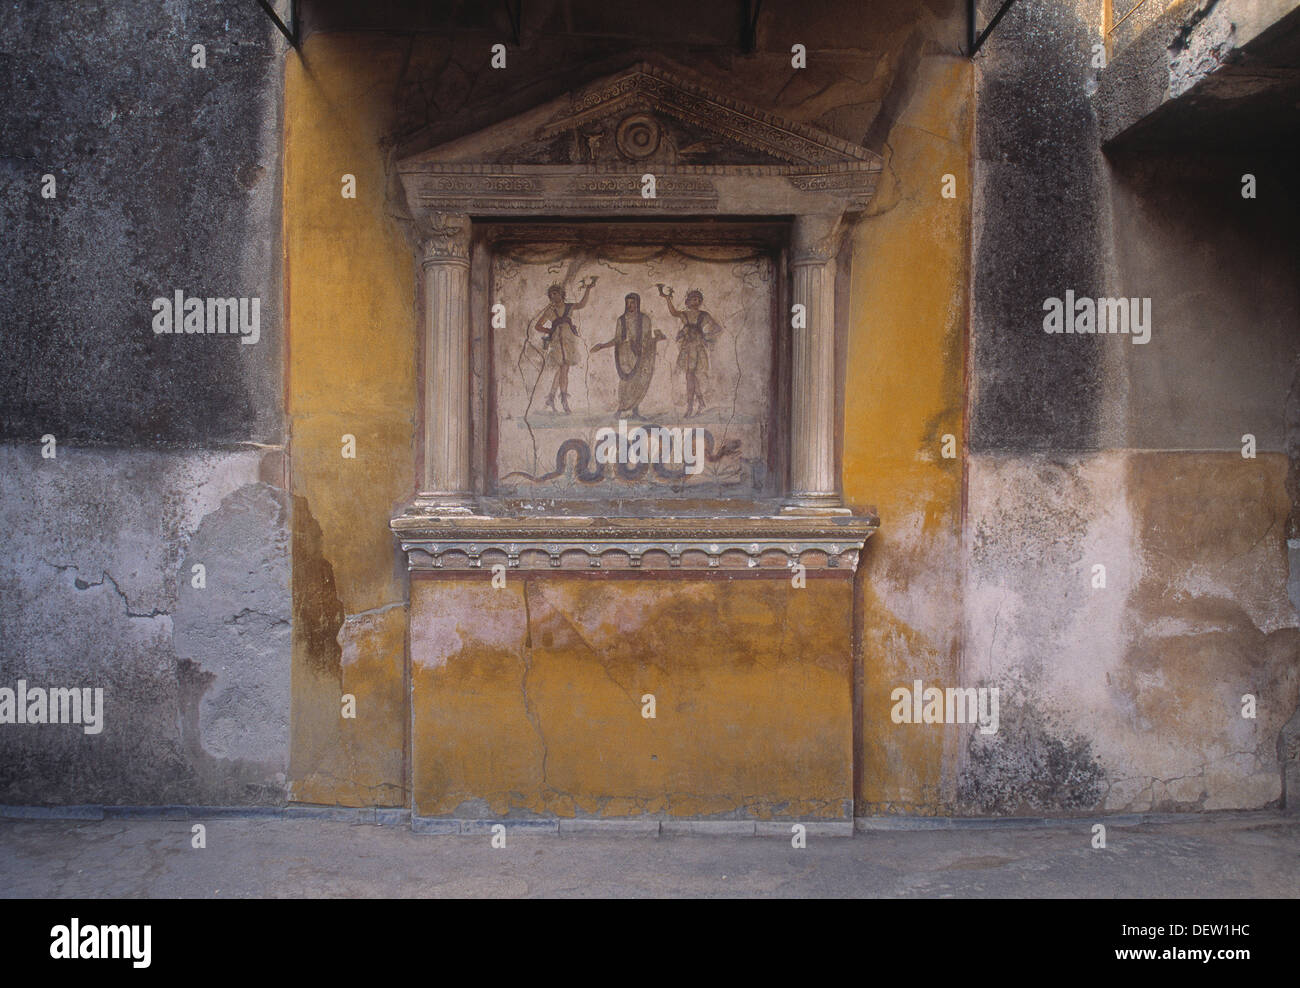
[399,60,880,171]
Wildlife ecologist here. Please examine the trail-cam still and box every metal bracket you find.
[255,0,298,49]
[968,0,1018,57]
[1109,0,1152,36]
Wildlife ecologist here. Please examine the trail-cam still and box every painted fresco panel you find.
[491,242,776,498]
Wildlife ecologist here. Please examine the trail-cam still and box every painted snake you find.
[502,427,742,484]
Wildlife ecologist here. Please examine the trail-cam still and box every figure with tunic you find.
[532,277,596,414]
[657,285,722,418]
[591,292,665,419]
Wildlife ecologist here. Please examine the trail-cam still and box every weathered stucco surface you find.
[283,36,416,806]
[964,452,1297,813]
[5,0,1294,820]
[845,42,971,813]
[0,448,290,804]
[0,1,289,806]
[966,0,1300,815]
[0,0,284,444]
[410,576,854,819]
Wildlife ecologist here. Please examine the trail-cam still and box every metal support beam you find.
[968,0,1017,56]
[741,0,763,55]
[502,0,523,47]
[255,0,298,49]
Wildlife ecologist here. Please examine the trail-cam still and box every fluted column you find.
[785,213,847,514]
[413,212,475,514]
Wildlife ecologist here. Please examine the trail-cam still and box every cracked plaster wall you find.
[0,1,289,806]
[409,576,855,820]
[7,0,1292,817]
[965,0,1299,814]
[0,449,290,804]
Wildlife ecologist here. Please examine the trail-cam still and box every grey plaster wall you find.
[1108,152,1298,452]
[0,448,290,804]
[966,0,1300,814]
[0,0,282,444]
[0,1,289,806]
[970,0,1117,452]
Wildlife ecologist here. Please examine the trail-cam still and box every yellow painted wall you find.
[844,56,972,812]
[285,39,419,805]
[411,577,855,819]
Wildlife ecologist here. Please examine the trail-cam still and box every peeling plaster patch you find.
[1168,2,1234,99]
[550,579,695,642]
[966,453,1135,704]
[291,495,344,680]
[866,510,962,647]
[174,483,291,767]
[0,446,264,616]
[167,451,272,550]
[338,603,406,668]
[1141,614,1246,638]
[0,444,294,804]
[411,578,852,818]
[1126,456,1296,636]
[1115,454,1298,809]
[962,453,1165,813]
[410,583,527,669]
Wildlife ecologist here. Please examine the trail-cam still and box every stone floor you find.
[1,811,1296,897]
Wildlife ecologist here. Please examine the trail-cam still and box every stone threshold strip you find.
[0,805,847,835]
[2,805,1282,833]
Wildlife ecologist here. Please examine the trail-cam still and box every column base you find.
[782,494,851,516]
[406,493,480,517]
[781,506,853,516]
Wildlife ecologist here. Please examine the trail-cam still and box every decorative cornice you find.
[401,161,881,178]
[391,513,879,572]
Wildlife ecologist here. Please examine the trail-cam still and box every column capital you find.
[791,212,845,266]
[419,211,471,267]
